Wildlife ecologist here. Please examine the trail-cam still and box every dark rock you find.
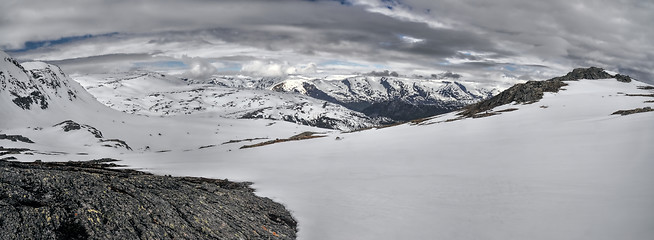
[459,79,567,117]
[614,74,632,83]
[551,67,613,81]
[0,147,32,156]
[99,139,132,150]
[0,134,34,143]
[10,90,48,110]
[611,107,654,116]
[0,159,297,239]
[239,107,273,119]
[53,120,104,138]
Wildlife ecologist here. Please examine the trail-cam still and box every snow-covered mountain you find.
[0,50,329,156]
[271,75,500,120]
[73,72,386,131]
[0,51,107,128]
[191,75,285,89]
[191,74,501,121]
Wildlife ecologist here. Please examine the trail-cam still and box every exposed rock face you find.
[0,134,34,143]
[0,159,297,239]
[612,107,653,115]
[459,80,567,117]
[53,120,104,138]
[614,74,632,83]
[550,67,613,81]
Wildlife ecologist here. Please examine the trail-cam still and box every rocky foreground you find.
[0,159,297,239]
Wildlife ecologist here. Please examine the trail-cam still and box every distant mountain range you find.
[270,76,498,120]
[69,71,501,130]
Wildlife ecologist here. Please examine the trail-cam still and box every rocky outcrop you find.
[459,79,567,117]
[54,120,104,138]
[0,134,34,143]
[614,74,632,83]
[459,67,632,118]
[612,107,653,116]
[0,159,297,239]
[550,67,613,81]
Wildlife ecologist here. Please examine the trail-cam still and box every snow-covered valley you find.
[2,50,654,239]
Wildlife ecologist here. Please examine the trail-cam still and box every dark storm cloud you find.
[431,72,461,80]
[43,53,167,74]
[1,0,653,83]
[388,0,654,82]
[2,0,500,66]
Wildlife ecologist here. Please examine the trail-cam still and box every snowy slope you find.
[73,72,385,131]
[112,77,652,240]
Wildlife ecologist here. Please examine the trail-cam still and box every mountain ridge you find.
[271,75,498,121]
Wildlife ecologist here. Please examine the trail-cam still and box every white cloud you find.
[399,35,424,44]
[3,0,654,83]
[181,56,216,80]
[241,61,317,77]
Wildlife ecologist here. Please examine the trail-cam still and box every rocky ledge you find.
[0,159,297,239]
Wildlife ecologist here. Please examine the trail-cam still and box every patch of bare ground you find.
[198,144,216,149]
[612,107,654,116]
[637,86,654,90]
[240,132,326,149]
[625,93,654,97]
[470,108,519,119]
[344,122,405,133]
[222,137,269,145]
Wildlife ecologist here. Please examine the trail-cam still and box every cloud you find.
[431,72,461,79]
[367,70,399,77]
[241,60,317,77]
[1,0,653,84]
[181,56,216,80]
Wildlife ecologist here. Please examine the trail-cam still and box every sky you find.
[1,0,653,84]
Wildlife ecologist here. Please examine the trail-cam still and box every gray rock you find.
[0,134,34,143]
[551,67,613,81]
[53,120,104,138]
[0,159,297,239]
[611,107,654,116]
[614,74,632,83]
